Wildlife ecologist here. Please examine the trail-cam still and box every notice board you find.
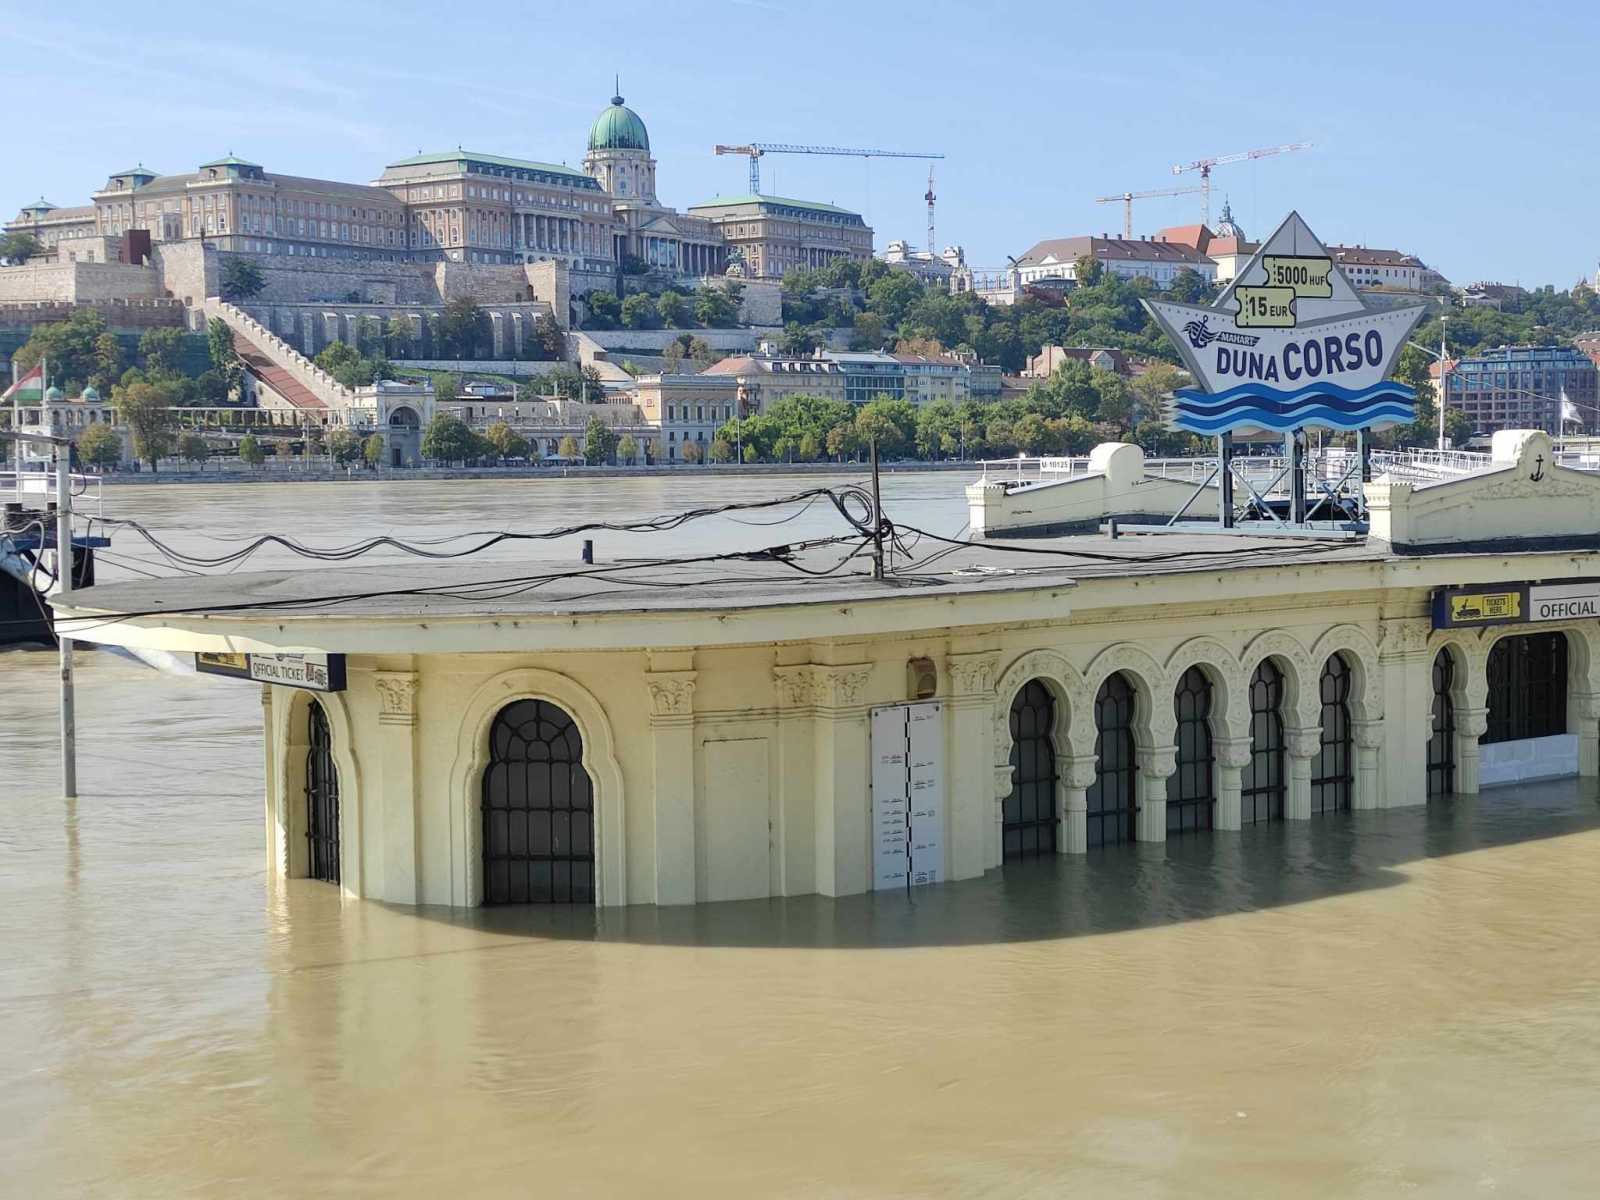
[870,701,945,890]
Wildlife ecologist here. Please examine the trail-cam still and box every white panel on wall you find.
[871,702,945,891]
[699,739,771,903]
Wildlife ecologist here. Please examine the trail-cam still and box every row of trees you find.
[415,412,629,466]
[582,283,742,331]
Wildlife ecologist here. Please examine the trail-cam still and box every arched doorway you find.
[481,699,595,904]
[1167,666,1215,835]
[1312,654,1353,813]
[1242,660,1285,824]
[1086,673,1136,848]
[305,699,340,884]
[1004,680,1058,859]
[1486,631,1568,744]
[1428,648,1456,797]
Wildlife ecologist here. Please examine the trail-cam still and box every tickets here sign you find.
[195,651,347,692]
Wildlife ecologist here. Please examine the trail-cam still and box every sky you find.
[3,0,1596,288]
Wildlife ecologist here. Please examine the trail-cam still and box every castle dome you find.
[587,91,649,153]
[1214,199,1246,241]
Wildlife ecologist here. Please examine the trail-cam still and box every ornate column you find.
[947,652,999,881]
[773,665,817,895]
[262,684,285,876]
[1059,754,1098,854]
[1285,727,1320,820]
[1455,706,1488,794]
[1136,744,1178,841]
[1214,736,1251,831]
[1378,619,1433,809]
[374,670,420,904]
[645,663,697,905]
[1574,692,1600,779]
[811,664,873,897]
[1352,719,1384,809]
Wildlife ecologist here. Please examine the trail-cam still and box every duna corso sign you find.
[1143,213,1428,435]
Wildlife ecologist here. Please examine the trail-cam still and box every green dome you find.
[44,386,63,401]
[588,94,649,152]
[80,385,100,402]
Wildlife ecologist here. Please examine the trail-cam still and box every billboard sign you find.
[1143,212,1428,435]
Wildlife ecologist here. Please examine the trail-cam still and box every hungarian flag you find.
[3,362,44,403]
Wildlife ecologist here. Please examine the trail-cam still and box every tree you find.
[138,326,185,375]
[688,337,717,367]
[112,378,179,469]
[205,317,242,397]
[219,256,266,302]
[616,433,640,465]
[385,314,417,360]
[0,231,44,264]
[531,313,565,361]
[314,341,389,389]
[238,433,265,468]
[742,444,759,464]
[621,293,661,331]
[557,435,580,459]
[1167,267,1214,305]
[583,415,618,465]
[708,437,733,463]
[1129,362,1183,425]
[584,290,622,330]
[438,296,489,358]
[662,340,685,373]
[328,428,362,465]
[546,364,604,401]
[179,434,210,466]
[693,284,739,328]
[681,439,704,464]
[797,431,821,462]
[91,332,124,391]
[853,396,917,458]
[433,374,458,403]
[485,421,530,462]
[1074,254,1105,286]
[850,311,885,351]
[14,308,111,393]
[657,290,687,327]
[362,433,386,468]
[75,423,122,470]
[420,412,478,463]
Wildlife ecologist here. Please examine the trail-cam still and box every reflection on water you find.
[5,480,1600,1195]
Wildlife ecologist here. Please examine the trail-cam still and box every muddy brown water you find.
[5,477,1600,1196]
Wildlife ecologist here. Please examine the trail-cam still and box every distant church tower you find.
[583,83,656,204]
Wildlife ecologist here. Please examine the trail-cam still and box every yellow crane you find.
[1094,185,1206,239]
[1171,141,1314,225]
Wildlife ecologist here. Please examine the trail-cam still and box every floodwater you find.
[6,476,1600,1197]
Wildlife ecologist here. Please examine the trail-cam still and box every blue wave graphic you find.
[1172,380,1417,433]
[1175,380,1416,410]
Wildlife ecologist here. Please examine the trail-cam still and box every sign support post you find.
[53,445,76,799]
[1217,432,1235,528]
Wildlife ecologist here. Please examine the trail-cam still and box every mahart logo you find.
[1183,315,1260,351]
[1183,317,1218,349]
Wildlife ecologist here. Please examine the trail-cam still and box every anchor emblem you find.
[1531,454,1545,482]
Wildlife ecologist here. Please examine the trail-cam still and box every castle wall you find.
[0,261,161,304]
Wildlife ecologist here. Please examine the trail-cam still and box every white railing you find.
[2,469,103,519]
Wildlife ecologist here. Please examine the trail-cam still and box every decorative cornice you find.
[374,671,418,726]
[645,671,697,718]
[1378,619,1430,659]
[1214,736,1253,770]
[814,665,872,709]
[1063,755,1100,791]
[772,665,815,709]
[1287,729,1323,759]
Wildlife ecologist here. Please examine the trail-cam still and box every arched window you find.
[1086,673,1136,848]
[482,699,594,904]
[1004,681,1058,859]
[1485,632,1568,743]
[305,699,340,884]
[1427,649,1456,797]
[1167,666,1214,835]
[1312,654,1353,814]
[1242,660,1285,824]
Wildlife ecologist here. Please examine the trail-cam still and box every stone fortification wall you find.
[240,301,555,361]
[150,241,215,305]
[726,277,782,327]
[0,297,187,331]
[0,261,161,304]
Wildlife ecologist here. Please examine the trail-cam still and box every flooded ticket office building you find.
[58,431,1600,909]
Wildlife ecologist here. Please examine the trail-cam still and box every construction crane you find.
[925,166,936,255]
[1094,185,1206,239]
[713,142,943,195]
[1171,141,1314,225]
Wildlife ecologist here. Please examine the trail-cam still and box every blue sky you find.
[4,0,1594,288]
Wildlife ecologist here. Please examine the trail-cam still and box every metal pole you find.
[1290,429,1307,524]
[1437,316,1448,451]
[54,447,77,799]
[1218,432,1235,528]
[870,435,884,580]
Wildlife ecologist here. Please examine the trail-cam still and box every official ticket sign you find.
[1431,580,1600,629]
[195,651,347,692]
